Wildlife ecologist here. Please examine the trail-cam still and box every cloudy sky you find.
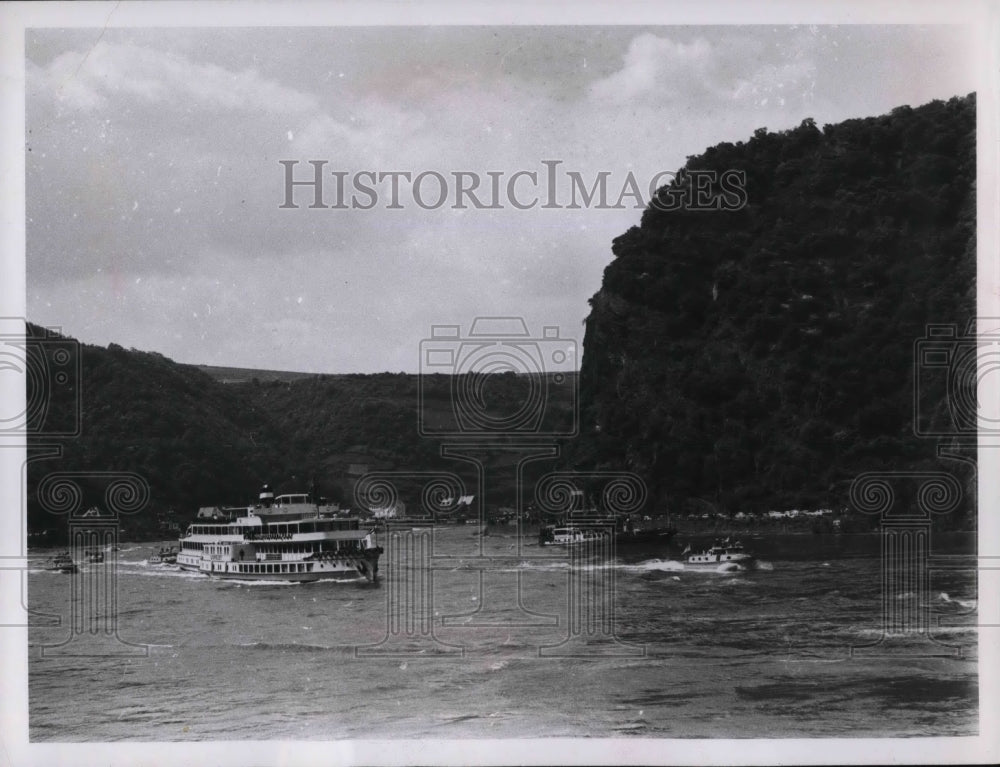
[25,25,978,373]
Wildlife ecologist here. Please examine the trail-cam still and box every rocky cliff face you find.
[576,95,976,516]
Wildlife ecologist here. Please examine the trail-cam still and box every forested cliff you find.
[576,94,976,516]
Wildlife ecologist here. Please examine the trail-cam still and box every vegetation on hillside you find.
[575,94,976,522]
[25,341,574,539]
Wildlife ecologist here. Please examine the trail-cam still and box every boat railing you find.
[245,532,293,541]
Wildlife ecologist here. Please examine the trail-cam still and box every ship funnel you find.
[259,484,274,508]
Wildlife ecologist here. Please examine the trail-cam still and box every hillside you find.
[24,335,301,539]
[575,94,976,521]
[25,334,575,539]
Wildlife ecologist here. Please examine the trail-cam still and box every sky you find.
[24,24,980,373]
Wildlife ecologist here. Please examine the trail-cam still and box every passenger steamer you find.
[177,486,382,582]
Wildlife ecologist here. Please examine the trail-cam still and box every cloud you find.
[589,34,725,106]
[588,31,819,112]
[29,40,318,114]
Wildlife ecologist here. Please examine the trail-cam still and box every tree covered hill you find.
[25,335,297,537]
[575,94,976,519]
[25,334,576,538]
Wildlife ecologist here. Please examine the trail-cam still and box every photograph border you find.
[1,1,997,765]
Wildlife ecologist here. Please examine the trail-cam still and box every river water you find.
[28,528,978,740]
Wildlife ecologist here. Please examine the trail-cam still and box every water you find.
[28,530,978,740]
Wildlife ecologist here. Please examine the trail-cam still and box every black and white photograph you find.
[1,1,997,765]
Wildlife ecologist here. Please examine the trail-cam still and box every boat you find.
[176,485,383,582]
[538,524,611,546]
[85,548,105,564]
[682,538,756,571]
[538,513,676,547]
[150,546,177,565]
[46,552,78,574]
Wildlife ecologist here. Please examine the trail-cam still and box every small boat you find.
[682,538,756,571]
[538,524,611,546]
[150,546,177,565]
[538,513,676,548]
[46,552,78,574]
[85,548,105,564]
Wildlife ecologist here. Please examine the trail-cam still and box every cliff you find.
[575,95,976,518]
